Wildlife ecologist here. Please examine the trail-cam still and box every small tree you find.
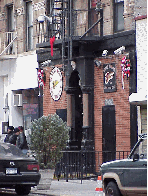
[30,114,69,169]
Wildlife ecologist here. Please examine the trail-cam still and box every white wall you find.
[136,18,147,135]
[0,51,38,138]
[0,77,4,137]
[11,52,38,90]
[136,18,147,94]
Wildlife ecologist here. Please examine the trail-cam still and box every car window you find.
[0,143,26,157]
[132,138,147,159]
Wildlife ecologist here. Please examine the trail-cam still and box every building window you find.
[114,0,124,32]
[46,0,53,15]
[7,5,14,32]
[26,1,33,51]
[6,5,14,54]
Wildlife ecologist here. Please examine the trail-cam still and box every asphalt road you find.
[0,179,102,196]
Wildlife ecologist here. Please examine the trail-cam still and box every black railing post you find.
[81,150,83,184]
[65,152,68,182]
[59,150,130,181]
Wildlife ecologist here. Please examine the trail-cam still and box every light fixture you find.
[102,50,108,57]
[71,61,76,70]
[3,106,9,114]
[114,46,125,55]
[94,60,101,67]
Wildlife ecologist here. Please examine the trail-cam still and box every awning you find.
[11,53,38,90]
[129,92,147,105]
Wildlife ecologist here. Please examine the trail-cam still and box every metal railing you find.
[54,150,131,182]
[0,32,17,56]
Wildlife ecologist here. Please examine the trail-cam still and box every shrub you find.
[30,114,69,169]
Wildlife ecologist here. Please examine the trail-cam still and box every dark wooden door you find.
[102,105,116,163]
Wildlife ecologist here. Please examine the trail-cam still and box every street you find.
[0,178,100,196]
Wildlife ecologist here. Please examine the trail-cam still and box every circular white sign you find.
[50,67,62,101]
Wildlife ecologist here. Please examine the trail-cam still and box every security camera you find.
[114,46,125,55]
[41,59,51,67]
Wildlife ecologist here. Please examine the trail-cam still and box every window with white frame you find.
[114,0,124,32]
[26,1,33,51]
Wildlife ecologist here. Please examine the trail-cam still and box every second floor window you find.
[7,5,14,32]
[26,1,33,51]
[114,0,124,32]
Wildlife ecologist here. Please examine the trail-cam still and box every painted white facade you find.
[0,51,38,140]
[129,18,147,104]
[130,17,147,136]
[12,52,38,90]
[136,18,147,94]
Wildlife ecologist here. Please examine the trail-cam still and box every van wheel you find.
[15,185,31,195]
[105,181,121,196]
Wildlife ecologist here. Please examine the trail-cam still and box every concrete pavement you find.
[31,169,103,196]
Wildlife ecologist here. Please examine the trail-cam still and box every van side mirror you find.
[133,153,139,162]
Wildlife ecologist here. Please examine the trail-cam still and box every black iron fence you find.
[54,150,131,182]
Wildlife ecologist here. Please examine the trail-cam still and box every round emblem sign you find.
[50,67,62,101]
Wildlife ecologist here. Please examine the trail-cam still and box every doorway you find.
[102,105,116,162]
[69,70,83,150]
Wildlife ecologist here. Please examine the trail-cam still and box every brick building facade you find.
[0,0,143,167]
[94,55,131,153]
[36,0,138,164]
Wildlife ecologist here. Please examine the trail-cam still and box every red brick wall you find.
[94,55,131,153]
[43,65,67,115]
[43,56,131,154]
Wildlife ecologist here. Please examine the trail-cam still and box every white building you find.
[129,0,147,135]
[0,0,45,141]
[0,52,38,141]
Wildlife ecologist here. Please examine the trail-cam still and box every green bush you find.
[30,114,70,169]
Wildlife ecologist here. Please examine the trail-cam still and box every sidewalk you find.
[31,169,102,196]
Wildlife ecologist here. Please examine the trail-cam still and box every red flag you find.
[50,36,55,56]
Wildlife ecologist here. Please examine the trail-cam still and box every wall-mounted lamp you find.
[71,61,76,70]
[114,46,125,55]
[94,59,101,67]
[102,50,108,57]
[3,106,9,114]
[38,15,52,23]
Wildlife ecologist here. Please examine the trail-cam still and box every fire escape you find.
[37,0,103,69]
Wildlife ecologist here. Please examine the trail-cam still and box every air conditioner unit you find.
[13,94,22,106]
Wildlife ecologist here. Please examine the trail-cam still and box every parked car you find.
[100,133,147,196]
[0,142,41,195]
